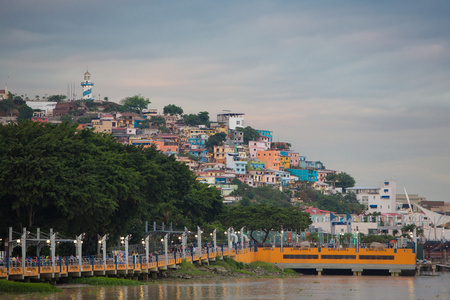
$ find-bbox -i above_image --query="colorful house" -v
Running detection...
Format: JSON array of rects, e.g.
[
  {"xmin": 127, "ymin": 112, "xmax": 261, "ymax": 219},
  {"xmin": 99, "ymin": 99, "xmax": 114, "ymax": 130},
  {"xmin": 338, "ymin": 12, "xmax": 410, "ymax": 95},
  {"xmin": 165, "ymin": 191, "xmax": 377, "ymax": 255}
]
[
  {"xmin": 256, "ymin": 150, "xmax": 280, "ymax": 171},
  {"xmin": 288, "ymin": 168, "xmax": 318, "ymax": 182}
]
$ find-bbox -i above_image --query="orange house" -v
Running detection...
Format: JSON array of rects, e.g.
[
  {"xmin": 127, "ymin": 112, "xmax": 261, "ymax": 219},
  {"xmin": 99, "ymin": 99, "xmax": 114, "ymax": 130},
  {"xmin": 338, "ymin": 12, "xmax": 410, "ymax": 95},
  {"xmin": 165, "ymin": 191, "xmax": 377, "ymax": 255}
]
[{"xmin": 256, "ymin": 150, "xmax": 280, "ymax": 171}]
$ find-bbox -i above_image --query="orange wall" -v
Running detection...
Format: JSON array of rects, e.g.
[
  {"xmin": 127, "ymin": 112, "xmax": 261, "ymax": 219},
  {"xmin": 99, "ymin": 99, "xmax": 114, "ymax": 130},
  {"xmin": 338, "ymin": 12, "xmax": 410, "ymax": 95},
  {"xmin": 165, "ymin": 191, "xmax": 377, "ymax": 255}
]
[{"xmin": 233, "ymin": 247, "xmax": 415, "ymax": 266}]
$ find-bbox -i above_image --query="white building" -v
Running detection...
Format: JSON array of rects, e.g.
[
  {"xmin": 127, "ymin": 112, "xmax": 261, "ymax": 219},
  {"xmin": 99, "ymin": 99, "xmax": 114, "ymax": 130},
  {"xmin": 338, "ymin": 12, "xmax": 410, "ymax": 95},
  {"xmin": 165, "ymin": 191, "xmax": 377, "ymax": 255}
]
[
  {"xmin": 217, "ymin": 112, "xmax": 244, "ymax": 130},
  {"xmin": 26, "ymin": 101, "xmax": 57, "ymax": 116},
  {"xmin": 346, "ymin": 180, "xmax": 397, "ymax": 214}
]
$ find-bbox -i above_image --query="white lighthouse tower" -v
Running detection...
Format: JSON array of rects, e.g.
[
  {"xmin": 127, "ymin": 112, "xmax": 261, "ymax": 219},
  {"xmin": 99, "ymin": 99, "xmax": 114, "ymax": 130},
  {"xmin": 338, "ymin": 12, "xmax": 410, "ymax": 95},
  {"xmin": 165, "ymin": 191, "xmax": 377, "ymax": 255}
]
[{"xmin": 81, "ymin": 70, "xmax": 94, "ymax": 100}]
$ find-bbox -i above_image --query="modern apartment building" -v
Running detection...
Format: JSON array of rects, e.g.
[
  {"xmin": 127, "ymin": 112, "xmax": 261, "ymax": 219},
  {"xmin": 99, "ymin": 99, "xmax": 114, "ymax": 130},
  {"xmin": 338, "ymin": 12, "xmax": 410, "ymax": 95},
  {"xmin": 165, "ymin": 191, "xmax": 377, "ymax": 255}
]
[{"xmin": 346, "ymin": 180, "xmax": 397, "ymax": 213}]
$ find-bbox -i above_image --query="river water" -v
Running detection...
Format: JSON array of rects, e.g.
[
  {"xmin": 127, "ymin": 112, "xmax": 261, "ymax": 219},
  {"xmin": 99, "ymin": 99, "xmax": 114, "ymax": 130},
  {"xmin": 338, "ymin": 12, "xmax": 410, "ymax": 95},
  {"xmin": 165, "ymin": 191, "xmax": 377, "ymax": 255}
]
[{"xmin": 7, "ymin": 272, "xmax": 450, "ymax": 300}]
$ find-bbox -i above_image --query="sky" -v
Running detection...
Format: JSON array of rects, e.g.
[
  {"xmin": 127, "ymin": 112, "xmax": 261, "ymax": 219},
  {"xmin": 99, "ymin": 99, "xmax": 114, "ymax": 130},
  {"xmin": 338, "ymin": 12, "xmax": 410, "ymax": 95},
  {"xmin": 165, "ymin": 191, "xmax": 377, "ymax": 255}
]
[{"xmin": 1, "ymin": 1, "xmax": 450, "ymax": 202}]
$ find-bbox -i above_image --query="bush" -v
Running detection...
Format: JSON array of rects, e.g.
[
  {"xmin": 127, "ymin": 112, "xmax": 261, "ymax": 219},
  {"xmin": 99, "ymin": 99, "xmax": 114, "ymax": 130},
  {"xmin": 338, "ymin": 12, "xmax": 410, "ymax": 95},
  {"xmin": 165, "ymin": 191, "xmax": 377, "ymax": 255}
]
[
  {"xmin": 68, "ymin": 277, "xmax": 144, "ymax": 286},
  {"xmin": 0, "ymin": 280, "xmax": 61, "ymax": 294}
]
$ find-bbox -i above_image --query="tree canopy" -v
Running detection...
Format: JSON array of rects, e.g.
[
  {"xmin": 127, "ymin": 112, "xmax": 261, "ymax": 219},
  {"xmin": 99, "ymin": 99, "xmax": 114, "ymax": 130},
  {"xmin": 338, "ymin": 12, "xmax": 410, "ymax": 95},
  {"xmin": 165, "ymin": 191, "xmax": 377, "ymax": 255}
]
[
  {"xmin": 17, "ymin": 104, "xmax": 34, "ymax": 122},
  {"xmin": 0, "ymin": 121, "xmax": 224, "ymax": 250},
  {"xmin": 326, "ymin": 172, "xmax": 355, "ymax": 191},
  {"xmin": 120, "ymin": 95, "xmax": 150, "ymax": 114},
  {"xmin": 163, "ymin": 104, "xmax": 183, "ymax": 116},
  {"xmin": 206, "ymin": 133, "xmax": 227, "ymax": 150},
  {"xmin": 183, "ymin": 111, "xmax": 210, "ymax": 127},
  {"xmin": 0, "ymin": 99, "xmax": 14, "ymax": 114},
  {"xmin": 230, "ymin": 178, "xmax": 292, "ymax": 207},
  {"xmin": 221, "ymin": 204, "xmax": 311, "ymax": 243},
  {"xmin": 236, "ymin": 126, "xmax": 260, "ymax": 144},
  {"xmin": 47, "ymin": 95, "xmax": 67, "ymax": 102}
]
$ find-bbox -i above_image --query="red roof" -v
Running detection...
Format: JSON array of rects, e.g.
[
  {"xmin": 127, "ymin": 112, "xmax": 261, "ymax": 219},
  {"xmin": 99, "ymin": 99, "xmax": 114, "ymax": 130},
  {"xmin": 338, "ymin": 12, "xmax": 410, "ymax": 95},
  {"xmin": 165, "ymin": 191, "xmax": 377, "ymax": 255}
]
[{"xmin": 304, "ymin": 208, "xmax": 335, "ymax": 215}]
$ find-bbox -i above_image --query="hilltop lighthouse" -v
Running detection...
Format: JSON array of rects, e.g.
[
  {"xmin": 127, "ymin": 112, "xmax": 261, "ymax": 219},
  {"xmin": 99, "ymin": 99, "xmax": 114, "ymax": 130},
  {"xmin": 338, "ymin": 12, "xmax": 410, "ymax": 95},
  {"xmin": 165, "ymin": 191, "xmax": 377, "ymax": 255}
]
[{"xmin": 81, "ymin": 70, "xmax": 94, "ymax": 100}]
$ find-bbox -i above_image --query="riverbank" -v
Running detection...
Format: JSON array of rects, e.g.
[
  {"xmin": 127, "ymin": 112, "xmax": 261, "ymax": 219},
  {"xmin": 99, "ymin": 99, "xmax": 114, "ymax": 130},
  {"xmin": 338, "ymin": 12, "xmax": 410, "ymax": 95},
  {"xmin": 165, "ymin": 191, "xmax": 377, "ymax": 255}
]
[
  {"xmin": 0, "ymin": 259, "xmax": 296, "ymax": 295},
  {"xmin": 0, "ymin": 279, "xmax": 61, "ymax": 295},
  {"xmin": 160, "ymin": 258, "xmax": 297, "ymax": 280}
]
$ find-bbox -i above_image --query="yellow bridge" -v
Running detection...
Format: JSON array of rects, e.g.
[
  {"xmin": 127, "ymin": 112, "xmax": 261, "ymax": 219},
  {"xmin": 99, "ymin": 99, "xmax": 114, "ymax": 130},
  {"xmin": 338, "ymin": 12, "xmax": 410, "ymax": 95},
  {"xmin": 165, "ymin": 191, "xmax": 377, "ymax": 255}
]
[{"xmin": 0, "ymin": 246, "xmax": 416, "ymax": 280}]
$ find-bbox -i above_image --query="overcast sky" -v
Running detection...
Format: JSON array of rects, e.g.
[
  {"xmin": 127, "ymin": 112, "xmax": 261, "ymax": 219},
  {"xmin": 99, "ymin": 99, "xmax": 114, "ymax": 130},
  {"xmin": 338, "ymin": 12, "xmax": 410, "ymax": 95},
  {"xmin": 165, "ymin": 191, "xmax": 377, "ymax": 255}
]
[{"xmin": 1, "ymin": 1, "xmax": 449, "ymax": 202}]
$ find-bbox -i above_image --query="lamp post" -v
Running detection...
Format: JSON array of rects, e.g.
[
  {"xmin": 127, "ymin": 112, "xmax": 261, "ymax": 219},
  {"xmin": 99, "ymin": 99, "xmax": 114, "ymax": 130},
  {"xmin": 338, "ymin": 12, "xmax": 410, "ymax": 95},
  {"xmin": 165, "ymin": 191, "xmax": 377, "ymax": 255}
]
[
  {"xmin": 281, "ymin": 228, "xmax": 284, "ymax": 252},
  {"xmin": 197, "ymin": 226, "xmax": 202, "ymax": 262},
  {"xmin": 227, "ymin": 228, "xmax": 232, "ymax": 258},
  {"xmin": 51, "ymin": 230, "xmax": 56, "ymax": 278},
  {"xmin": 355, "ymin": 226, "xmax": 359, "ymax": 252},
  {"xmin": 124, "ymin": 234, "xmax": 132, "ymax": 273},
  {"xmin": 213, "ymin": 229, "xmax": 217, "ymax": 259},
  {"xmin": 182, "ymin": 229, "xmax": 187, "ymax": 259},
  {"xmin": 98, "ymin": 234, "xmax": 108, "ymax": 274},
  {"xmin": 145, "ymin": 235, "xmax": 150, "ymax": 264}
]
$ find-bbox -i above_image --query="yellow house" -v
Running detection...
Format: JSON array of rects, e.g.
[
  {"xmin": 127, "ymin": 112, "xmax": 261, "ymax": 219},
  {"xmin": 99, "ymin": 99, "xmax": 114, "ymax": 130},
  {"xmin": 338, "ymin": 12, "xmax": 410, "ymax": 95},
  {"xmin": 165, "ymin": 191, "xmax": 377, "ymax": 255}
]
[
  {"xmin": 92, "ymin": 118, "xmax": 117, "ymax": 134},
  {"xmin": 280, "ymin": 155, "xmax": 291, "ymax": 169}
]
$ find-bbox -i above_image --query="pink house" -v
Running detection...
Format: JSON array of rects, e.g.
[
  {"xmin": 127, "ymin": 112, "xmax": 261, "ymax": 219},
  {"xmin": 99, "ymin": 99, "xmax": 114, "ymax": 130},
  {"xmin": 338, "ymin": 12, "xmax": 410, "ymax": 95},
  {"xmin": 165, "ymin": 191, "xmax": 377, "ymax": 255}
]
[{"xmin": 249, "ymin": 140, "xmax": 270, "ymax": 159}]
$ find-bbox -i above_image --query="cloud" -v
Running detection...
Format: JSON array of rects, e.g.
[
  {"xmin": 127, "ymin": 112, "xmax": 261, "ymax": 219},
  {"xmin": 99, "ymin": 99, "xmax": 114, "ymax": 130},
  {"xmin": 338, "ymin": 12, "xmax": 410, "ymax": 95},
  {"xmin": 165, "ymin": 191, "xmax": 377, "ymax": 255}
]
[{"xmin": 1, "ymin": 1, "xmax": 450, "ymax": 202}]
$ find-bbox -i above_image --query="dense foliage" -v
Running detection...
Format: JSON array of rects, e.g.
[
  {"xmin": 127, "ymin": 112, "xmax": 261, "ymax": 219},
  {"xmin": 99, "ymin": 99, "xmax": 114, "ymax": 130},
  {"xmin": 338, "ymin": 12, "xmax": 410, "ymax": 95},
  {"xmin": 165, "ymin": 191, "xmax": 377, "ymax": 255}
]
[
  {"xmin": 230, "ymin": 178, "xmax": 292, "ymax": 207},
  {"xmin": 0, "ymin": 280, "xmax": 61, "ymax": 294},
  {"xmin": 163, "ymin": 104, "xmax": 184, "ymax": 116},
  {"xmin": 17, "ymin": 104, "xmax": 34, "ymax": 122},
  {"xmin": 236, "ymin": 126, "xmax": 259, "ymax": 144},
  {"xmin": 0, "ymin": 121, "xmax": 223, "ymax": 250},
  {"xmin": 119, "ymin": 95, "xmax": 150, "ymax": 114},
  {"xmin": 183, "ymin": 111, "xmax": 210, "ymax": 127},
  {"xmin": 221, "ymin": 204, "xmax": 312, "ymax": 243},
  {"xmin": 326, "ymin": 172, "xmax": 355, "ymax": 191},
  {"xmin": 205, "ymin": 132, "xmax": 227, "ymax": 150}
]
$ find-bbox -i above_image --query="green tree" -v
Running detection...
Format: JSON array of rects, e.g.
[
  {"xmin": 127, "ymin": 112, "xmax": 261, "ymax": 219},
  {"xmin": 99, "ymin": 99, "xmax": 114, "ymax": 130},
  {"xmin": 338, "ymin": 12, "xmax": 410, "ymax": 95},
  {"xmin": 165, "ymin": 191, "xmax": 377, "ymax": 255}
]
[
  {"xmin": 47, "ymin": 95, "xmax": 67, "ymax": 102},
  {"xmin": 120, "ymin": 95, "xmax": 150, "ymax": 114},
  {"xmin": 307, "ymin": 232, "xmax": 319, "ymax": 242},
  {"xmin": 326, "ymin": 172, "xmax": 355, "ymax": 191},
  {"xmin": 183, "ymin": 112, "xmax": 210, "ymax": 127},
  {"xmin": 163, "ymin": 104, "xmax": 183, "ymax": 116},
  {"xmin": 222, "ymin": 205, "xmax": 311, "ymax": 243},
  {"xmin": 17, "ymin": 104, "xmax": 34, "ymax": 122},
  {"xmin": 206, "ymin": 133, "xmax": 227, "ymax": 150},
  {"xmin": 77, "ymin": 117, "xmax": 93, "ymax": 124},
  {"xmin": 237, "ymin": 126, "xmax": 260, "ymax": 144},
  {"xmin": 60, "ymin": 115, "xmax": 75, "ymax": 124},
  {"xmin": 0, "ymin": 99, "xmax": 14, "ymax": 114},
  {"xmin": 198, "ymin": 111, "xmax": 210, "ymax": 126},
  {"xmin": 230, "ymin": 181, "xmax": 292, "ymax": 207},
  {"xmin": 183, "ymin": 114, "xmax": 200, "ymax": 126},
  {"xmin": 8, "ymin": 93, "xmax": 25, "ymax": 106},
  {"xmin": 151, "ymin": 116, "xmax": 166, "ymax": 126},
  {"xmin": 0, "ymin": 121, "xmax": 226, "ymax": 249}
]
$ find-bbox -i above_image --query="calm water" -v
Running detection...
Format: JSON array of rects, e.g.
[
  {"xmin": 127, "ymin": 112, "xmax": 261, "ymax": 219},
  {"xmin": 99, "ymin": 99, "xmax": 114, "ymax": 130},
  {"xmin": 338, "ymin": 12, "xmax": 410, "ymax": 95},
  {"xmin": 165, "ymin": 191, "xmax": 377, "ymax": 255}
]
[{"xmin": 6, "ymin": 273, "xmax": 450, "ymax": 300}]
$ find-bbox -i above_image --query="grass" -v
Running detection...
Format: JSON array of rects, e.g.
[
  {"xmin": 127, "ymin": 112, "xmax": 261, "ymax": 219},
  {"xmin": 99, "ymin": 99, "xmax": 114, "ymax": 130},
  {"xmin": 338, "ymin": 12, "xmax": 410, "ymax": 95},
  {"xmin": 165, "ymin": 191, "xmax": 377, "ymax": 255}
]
[
  {"xmin": 248, "ymin": 261, "xmax": 281, "ymax": 273},
  {"xmin": 68, "ymin": 277, "xmax": 144, "ymax": 286},
  {"xmin": 175, "ymin": 259, "xmax": 210, "ymax": 276},
  {"xmin": 211, "ymin": 258, "xmax": 297, "ymax": 276},
  {"xmin": 0, "ymin": 280, "xmax": 61, "ymax": 294}
]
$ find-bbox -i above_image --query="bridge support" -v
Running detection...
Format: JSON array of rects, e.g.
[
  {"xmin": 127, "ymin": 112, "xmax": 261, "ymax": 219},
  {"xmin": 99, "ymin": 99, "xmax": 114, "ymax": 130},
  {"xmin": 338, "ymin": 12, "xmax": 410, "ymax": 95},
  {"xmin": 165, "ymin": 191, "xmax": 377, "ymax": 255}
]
[{"xmin": 352, "ymin": 268, "xmax": 363, "ymax": 276}]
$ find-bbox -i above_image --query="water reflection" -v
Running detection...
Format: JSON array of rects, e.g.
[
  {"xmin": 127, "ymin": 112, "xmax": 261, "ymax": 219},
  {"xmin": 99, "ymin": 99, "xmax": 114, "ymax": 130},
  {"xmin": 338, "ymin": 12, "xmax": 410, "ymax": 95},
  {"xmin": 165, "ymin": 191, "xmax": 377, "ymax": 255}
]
[{"xmin": 8, "ymin": 273, "xmax": 450, "ymax": 300}]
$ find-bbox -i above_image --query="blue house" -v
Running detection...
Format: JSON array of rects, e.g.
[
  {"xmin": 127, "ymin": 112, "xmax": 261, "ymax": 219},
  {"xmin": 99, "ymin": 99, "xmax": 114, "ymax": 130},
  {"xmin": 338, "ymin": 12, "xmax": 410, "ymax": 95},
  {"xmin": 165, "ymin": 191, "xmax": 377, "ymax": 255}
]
[
  {"xmin": 257, "ymin": 130, "xmax": 273, "ymax": 143},
  {"xmin": 189, "ymin": 149, "xmax": 209, "ymax": 163},
  {"xmin": 288, "ymin": 168, "xmax": 318, "ymax": 182}
]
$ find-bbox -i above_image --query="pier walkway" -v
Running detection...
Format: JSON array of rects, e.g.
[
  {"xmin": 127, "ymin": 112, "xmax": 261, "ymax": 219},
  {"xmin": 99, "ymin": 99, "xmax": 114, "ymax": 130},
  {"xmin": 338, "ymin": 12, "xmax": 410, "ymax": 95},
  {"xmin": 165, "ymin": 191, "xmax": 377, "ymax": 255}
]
[{"xmin": 1, "ymin": 245, "xmax": 417, "ymax": 280}]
